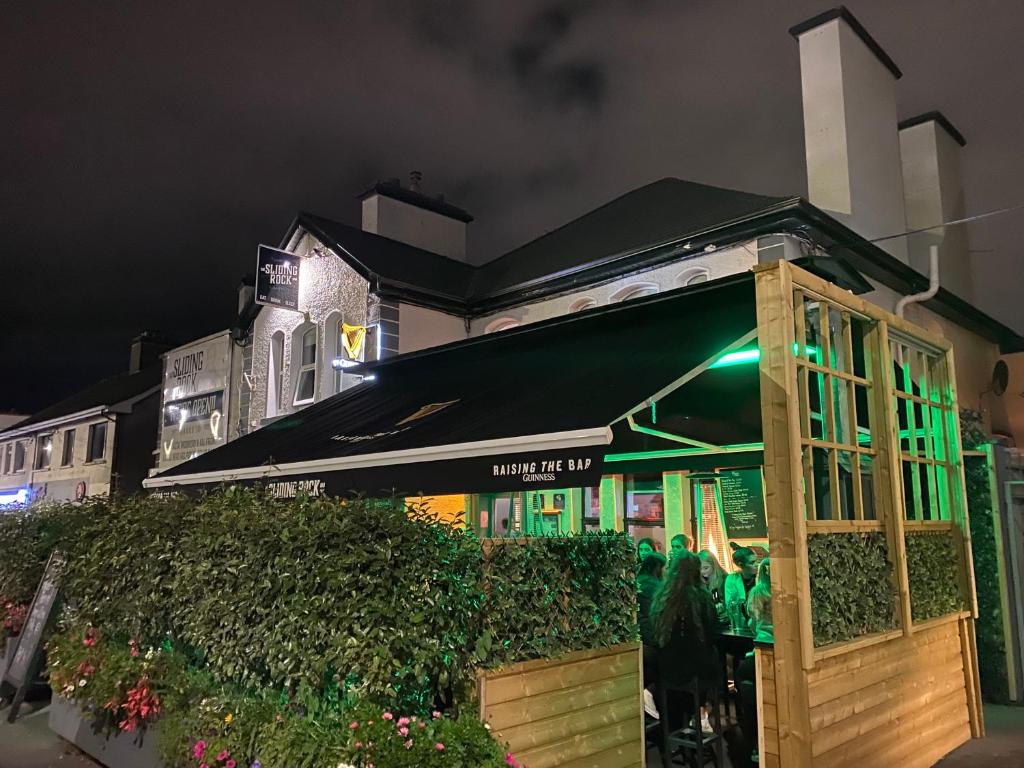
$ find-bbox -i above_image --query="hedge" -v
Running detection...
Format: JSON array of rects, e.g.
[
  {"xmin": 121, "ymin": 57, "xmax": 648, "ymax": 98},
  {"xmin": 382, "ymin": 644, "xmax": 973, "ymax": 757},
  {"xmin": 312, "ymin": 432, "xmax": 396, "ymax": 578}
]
[
  {"xmin": 808, "ymin": 531, "xmax": 898, "ymax": 646},
  {"xmin": 905, "ymin": 529, "xmax": 964, "ymax": 622},
  {"xmin": 2, "ymin": 488, "xmax": 636, "ymax": 712}
]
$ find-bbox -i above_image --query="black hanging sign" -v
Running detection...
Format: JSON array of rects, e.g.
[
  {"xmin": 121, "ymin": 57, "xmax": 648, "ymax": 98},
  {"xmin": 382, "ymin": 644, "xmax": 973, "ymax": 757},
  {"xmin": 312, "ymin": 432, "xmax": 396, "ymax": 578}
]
[
  {"xmin": 255, "ymin": 245, "xmax": 301, "ymax": 311},
  {"xmin": 719, "ymin": 468, "xmax": 768, "ymax": 539},
  {"xmin": 1, "ymin": 551, "xmax": 62, "ymax": 722}
]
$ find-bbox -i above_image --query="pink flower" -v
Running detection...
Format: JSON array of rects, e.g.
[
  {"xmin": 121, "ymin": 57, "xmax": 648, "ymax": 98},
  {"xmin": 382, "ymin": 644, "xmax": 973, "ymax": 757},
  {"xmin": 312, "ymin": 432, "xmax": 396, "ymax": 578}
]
[
  {"xmin": 417, "ymin": 722, "xmax": 426, "ymax": 729},
  {"xmin": 355, "ymin": 741, "xmax": 363, "ymax": 749},
  {"xmin": 399, "ymin": 726, "xmax": 409, "ymax": 736},
  {"xmin": 505, "ymin": 754, "xmax": 516, "ymax": 766},
  {"xmin": 193, "ymin": 740, "xmax": 207, "ymax": 759},
  {"xmin": 397, "ymin": 716, "xmax": 410, "ymax": 726},
  {"xmin": 435, "ymin": 742, "xmax": 445, "ymax": 751},
  {"xmin": 226, "ymin": 761, "xmax": 236, "ymax": 768},
  {"xmin": 404, "ymin": 739, "xmax": 413, "ymax": 749},
  {"xmin": 200, "ymin": 764, "xmax": 209, "ymax": 768},
  {"xmin": 382, "ymin": 712, "xmax": 394, "ymax": 721},
  {"xmin": 349, "ymin": 720, "xmax": 359, "ymax": 729},
  {"xmin": 432, "ymin": 710, "xmax": 441, "ymax": 719},
  {"xmin": 217, "ymin": 750, "xmax": 229, "ymax": 761}
]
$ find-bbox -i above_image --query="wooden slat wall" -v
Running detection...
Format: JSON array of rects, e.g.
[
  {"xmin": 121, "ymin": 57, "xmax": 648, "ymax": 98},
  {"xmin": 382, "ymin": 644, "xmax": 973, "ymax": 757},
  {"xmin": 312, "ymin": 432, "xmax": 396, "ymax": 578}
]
[
  {"xmin": 808, "ymin": 620, "xmax": 971, "ymax": 767},
  {"xmin": 478, "ymin": 642, "xmax": 644, "ymax": 768},
  {"xmin": 756, "ymin": 647, "xmax": 781, "ymax": 768}
]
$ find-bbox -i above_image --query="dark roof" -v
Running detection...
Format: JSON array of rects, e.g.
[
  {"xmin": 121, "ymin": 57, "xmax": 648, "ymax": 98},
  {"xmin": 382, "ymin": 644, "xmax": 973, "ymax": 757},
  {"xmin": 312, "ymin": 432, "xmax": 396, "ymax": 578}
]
[
  {"xmin": 296, "ymin": 212, "xmax": 476, "ymax": 306},
  {"xmin": 290, "ymin": 176, "xmax": 1024, "ymax": 352},
  {"xmin": 898, "ymin": 111, "xmax": 967, "ymax": 147},
  {"xmin": 469, "ymin": 178, "xmax": 789, "ymax": 300},
  {"xmin": 789, "ymin": 6, "xmax": 902, "ymax": 80},
  {"xmin": 359, "ymin": 180, "xmax": 474, "ymax": 223},
  {"xmin": 1, "ymin": 365, "xmax": 161, "ymax": 434},
  {"xmin": 152, "ymin": 273, "xmax": 760, "ymax": 495}
]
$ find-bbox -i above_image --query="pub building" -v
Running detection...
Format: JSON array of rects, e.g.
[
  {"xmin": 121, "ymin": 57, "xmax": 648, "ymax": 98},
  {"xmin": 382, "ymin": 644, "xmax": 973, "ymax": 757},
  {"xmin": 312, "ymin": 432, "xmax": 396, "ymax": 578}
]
[{"xmin": 138, "ymin": 8, "xmax": 1024, "ymax": 765}]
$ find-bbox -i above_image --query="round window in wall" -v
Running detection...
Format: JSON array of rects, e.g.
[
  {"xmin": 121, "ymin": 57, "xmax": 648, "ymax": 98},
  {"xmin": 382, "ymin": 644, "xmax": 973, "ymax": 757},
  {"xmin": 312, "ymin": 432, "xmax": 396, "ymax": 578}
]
[{"xmin": 677, "ymin": 268, "xmax": 710, "ymax": 287}]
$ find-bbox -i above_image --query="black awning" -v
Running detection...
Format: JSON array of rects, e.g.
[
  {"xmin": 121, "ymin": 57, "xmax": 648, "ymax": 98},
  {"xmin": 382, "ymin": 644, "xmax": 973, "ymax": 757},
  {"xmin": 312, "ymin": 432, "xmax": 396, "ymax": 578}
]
[{"xmin": 145, "ymin": 273, "xmax": 758, "ymax": 497}]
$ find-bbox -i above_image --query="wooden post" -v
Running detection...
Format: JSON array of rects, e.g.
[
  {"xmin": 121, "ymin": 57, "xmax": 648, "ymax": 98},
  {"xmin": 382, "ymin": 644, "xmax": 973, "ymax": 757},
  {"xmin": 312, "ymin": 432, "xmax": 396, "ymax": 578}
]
[
  {"xmin": 600, "ymin": 474, "xmax": 624, "ymax": 532},
  {"xmin": 663, "ymin": 470, "xmax": 687, "ymax": 548},
  {"xmin": 870, "ymin": 320, "xmax": 914, "ymax": 636},
  {"xmin": 754, "ymin": 261, "xmax": 814, "ymax": 767}
]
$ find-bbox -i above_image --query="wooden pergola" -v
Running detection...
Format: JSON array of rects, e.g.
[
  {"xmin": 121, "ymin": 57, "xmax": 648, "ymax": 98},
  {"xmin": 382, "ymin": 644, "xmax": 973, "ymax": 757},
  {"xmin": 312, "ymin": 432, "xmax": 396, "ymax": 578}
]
[{"xmin": 756, "ymin": 260, "xmax": 982, "ymax": 767}]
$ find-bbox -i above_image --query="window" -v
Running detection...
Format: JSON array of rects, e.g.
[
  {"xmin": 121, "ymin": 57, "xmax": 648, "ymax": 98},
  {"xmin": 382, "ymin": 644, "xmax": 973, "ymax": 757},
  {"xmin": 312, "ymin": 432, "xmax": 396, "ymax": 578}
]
[
  {"xmin": 677, "ymin": 267, "xmax": 710, "ymax": 287},
  {"xmin": 610, "ymin": 283, "xmax": 658, "ymax": 303},
  {"xmin": 13, "ymin": 442, "xmax": 25, "ymax": 472},
  {"xmin": 1, "ymin": 444, "xmax": 10, "ymax": 474},
  {"xmin": 61, "ymin": 429, "xmax": 76, "ymax": 466},
  {"xmin": 485, "ymin": 318, "xmax": 520, "ymax": 334},
  {"xmin": 569, "ymin": 297, "xmax": 597, "ymax": 313},
  {"xmin": 87, "ymin": 422, "xmax": 108, "ymax": 462},
  {"xmin": 624, "ymin": 473, "xmax": 666, "ymax": 551},
  {"xmin": 35, "ymin": 434, "xmax": 53, "ymax": 470},
  {"xmin": 266, "ymin": 331, "xmax": 285, "ymax": 418},
  {"xmin": 293, "ymin": 326, "xmax": 317, "ymax": 405}
]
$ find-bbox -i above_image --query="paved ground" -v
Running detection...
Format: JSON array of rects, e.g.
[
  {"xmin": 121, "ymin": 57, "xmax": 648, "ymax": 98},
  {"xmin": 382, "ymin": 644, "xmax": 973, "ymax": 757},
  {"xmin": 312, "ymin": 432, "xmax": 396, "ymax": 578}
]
[{"xmin": 1, "ymin": 700, "xmax": 1021, "ymax": 767}]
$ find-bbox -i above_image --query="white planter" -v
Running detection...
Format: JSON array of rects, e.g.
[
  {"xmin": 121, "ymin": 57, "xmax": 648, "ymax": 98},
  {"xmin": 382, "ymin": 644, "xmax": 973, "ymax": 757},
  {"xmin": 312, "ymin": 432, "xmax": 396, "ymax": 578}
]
[{"xmin": 48, "ymin": 695, "xmax": 161, "ymax": 768}]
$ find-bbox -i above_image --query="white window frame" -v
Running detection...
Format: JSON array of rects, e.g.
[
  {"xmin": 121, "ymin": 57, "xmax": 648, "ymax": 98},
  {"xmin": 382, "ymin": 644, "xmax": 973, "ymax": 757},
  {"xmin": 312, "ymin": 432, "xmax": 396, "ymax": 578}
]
[
  {"xmin": 266, "ymin": 331, "xmax": 285, "ymax": 418},
  {"xmin": 676, "ymin": 267, "xmax": 710, "ymax": 287},
  {"xmin": 485, "ymin": 317, "xmax": 520, "ymax": 334},
  {"xmin": 609, "ymin": 282, "xmax": 659, "ymax": 303},
  {"xmin": 86, "ymin": 422, "xmax": 108, "ymax": 463},
  {"xmin": 568, "ymin": 297, "xmax": 597, "ymax": 313},
  {"xmin": 13, "ymin": 441, "xmax": 25, "ymax": 473},
  {"xmin": 35, "ymin": 433, "xmax": 54, "ymax": 470},
  {"xmin": 292, "ymin": 325, "xmax": 318, "ymax": 406},
  {"xmin": 61, "ymin": 428, "xmax": 76, "ymax": 467}
]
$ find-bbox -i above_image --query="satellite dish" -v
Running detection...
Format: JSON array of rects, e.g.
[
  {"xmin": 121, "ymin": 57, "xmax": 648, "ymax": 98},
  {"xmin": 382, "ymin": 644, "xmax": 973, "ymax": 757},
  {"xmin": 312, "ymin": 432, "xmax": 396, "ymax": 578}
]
[{"xmin": 992, "ymin": 360, "xmax": 1009, "ymax": 396}]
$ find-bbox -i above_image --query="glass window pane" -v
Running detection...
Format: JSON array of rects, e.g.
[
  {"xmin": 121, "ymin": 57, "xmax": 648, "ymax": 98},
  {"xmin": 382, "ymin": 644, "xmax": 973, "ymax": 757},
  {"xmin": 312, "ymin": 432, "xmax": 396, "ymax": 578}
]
[
  {"xmin": 14, "ymin": 442, "xmax": 25, "ymax": 471},
  {"xmin": 61, "ymin": 429, "xmax": 75, "ymax": 466},
  {"xmin": 87, "ymin": 423, "xmax": 107, "ymax": 461},
  {"xmin": 301, "ymin": 328, "xmax": 317, "ymax": 365},
  {"xmin": 296, "ymin": 370, "xmax": 315, "ymax": 402}
]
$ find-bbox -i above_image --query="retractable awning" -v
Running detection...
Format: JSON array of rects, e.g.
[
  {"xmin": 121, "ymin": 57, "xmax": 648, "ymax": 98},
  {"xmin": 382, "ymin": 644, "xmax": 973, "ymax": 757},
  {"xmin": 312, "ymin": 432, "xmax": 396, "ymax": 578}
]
[{"xmin": 144, "ymin": 273, "xmax": 760, "ymax": 497}]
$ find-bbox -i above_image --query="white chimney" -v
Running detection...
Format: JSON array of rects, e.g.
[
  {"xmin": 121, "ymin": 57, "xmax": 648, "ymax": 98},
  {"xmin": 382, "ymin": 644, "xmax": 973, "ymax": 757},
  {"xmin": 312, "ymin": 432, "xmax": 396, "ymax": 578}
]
[
  {"xmin": 360, "ymin": 173, "xmax": 472, "ymax": 261},
  {"xmin": 898, "ymin": 112, "xmax": 972, "ymax": 301},
  {"xmin": 791, "ymin": 7, "xmax": 908, "ymax": 263}
]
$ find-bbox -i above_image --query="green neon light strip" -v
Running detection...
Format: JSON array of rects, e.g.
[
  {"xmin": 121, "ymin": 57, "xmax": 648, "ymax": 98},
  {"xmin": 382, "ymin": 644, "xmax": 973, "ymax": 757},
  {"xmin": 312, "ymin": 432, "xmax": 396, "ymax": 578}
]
[
  {"xmin": 708, "ymin": 345, "xmax": 817, "ymax": 369},
  {"xmin": 605, "ymin": 442, "xmax": 764, "ymax": 462}
]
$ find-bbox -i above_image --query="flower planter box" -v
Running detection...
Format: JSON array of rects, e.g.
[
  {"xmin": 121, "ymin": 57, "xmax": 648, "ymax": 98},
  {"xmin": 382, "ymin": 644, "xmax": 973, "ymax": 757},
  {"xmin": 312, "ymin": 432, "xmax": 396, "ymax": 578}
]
[
  {"xmin": 0, "ymin": 636, "xmax": 18, "ymax": 681},
  {"xmin": 476, "ymin": 641, "xmax": 644, "ymax": 768},
  {"xmin": 48, "ymin": 695, "xmax": 161, "ymax": 768}
]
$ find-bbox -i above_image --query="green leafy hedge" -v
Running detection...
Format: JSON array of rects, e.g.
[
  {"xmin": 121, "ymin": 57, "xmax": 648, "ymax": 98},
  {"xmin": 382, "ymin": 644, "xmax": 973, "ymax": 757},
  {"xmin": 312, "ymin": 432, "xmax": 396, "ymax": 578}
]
[
  {"xmin": 808, "ymin": 532, "xmax": 898, "ymax": 646},
  {"xmin": 8, "ymin": 488, "xmax": 636, "ymax": 713},
  {"xmin": 0, "ymin": 502, "xmax": 89, "ymax": 604},
  {"xmin": 481, "ymin": 532, "xmax": 636, "ymax": 667},
  {"xmin": 905, "ymin": 529, "xmax": 964, "ymax": 622},
  {"xmin": 962, "ymin": 410, "xmax": 1010, "ymax": 703}
]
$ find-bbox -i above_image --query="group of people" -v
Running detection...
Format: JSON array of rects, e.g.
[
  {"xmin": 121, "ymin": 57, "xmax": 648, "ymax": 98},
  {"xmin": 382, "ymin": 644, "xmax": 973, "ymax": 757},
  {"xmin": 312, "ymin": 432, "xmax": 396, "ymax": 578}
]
[{"xmin": 636, "ymin": 535, "xmax": 773, "ymax": 763}]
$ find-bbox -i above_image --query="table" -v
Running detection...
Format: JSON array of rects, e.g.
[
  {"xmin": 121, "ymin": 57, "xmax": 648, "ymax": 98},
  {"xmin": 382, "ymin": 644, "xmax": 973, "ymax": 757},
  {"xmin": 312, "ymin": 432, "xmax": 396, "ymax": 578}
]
[{"xmin": 715, "ymin": 628, "xmax": 755, "ymax": 722}]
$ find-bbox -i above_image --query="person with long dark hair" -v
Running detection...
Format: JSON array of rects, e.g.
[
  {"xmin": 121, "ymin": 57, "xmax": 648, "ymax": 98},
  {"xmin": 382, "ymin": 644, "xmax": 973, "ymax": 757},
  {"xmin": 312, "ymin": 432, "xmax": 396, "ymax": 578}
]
[{"xmin": 650, "ymin": 550, "xmax": 721, "ymax": 732}]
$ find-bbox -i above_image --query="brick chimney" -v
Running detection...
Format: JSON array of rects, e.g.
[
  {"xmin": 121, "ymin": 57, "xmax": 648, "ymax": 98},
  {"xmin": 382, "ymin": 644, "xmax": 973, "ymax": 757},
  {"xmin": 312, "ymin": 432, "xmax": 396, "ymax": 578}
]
[
  {"xmin": 791, "ymin": 7, "xmax": 908, "ymax": 263},
  {"xmin": 129, "ymin": 332, "xmax": 176, "ymax": 374}
]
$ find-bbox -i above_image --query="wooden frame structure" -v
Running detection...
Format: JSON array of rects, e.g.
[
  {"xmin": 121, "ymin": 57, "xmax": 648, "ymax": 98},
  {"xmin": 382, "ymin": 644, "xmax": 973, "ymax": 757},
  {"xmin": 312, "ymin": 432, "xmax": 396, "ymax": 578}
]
[{"xmin": 755, "ymin": 260, "xmax": 983, "ymax": 767}]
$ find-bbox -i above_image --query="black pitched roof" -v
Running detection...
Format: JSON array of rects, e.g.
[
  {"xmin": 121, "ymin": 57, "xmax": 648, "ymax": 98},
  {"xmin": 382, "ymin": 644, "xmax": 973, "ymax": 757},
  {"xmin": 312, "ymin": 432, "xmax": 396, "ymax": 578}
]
[
  {"xmin": 470, "ymin": 178, "xmax": 789, "ymax": 300},
  {"xmin": 295, "ymin": 178, "xmax": 790, "ymax": 308},
  {"xmin": 1, "ymin": 365, "xmax": 161, "ymax": 434},
  {"xmin": 281, "ymin": 176, "xmax": 1024, "ymax": 353}
]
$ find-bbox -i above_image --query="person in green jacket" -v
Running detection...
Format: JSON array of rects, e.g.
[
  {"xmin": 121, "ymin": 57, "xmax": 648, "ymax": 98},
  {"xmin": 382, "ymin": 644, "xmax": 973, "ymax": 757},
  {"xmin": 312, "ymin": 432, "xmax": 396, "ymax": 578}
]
[{"xmin": 724, "ymin": 546, "xmax": 759, "ymax": 630}]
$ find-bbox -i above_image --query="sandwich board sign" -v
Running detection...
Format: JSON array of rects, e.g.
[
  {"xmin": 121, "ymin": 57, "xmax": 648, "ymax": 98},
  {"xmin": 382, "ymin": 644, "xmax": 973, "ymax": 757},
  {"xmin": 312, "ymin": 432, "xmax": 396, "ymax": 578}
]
[{"xmin": 0, "ymin": 552, "xmax": 62, "ymax": 721}]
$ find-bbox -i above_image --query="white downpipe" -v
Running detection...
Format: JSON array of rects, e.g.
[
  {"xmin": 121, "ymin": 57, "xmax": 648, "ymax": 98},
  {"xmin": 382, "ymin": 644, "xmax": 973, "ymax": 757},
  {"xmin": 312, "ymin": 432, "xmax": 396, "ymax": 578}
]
[{"xmin": 896, "ymin": 245, "xmax": 940, "ymax": 318}]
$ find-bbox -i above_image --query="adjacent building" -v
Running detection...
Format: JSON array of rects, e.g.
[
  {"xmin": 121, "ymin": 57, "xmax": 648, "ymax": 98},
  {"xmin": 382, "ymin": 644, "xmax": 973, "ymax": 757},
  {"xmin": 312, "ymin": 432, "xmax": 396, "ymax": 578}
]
[{"xmin": 0, "ymin": 334, "xmax": 171, "ymax": 504}]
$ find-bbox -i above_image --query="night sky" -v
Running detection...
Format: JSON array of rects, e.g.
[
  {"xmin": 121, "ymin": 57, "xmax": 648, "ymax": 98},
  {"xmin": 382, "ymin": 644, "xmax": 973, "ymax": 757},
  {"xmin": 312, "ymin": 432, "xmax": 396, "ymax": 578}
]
[{"xmin": 4, "ymin": 1, "xmax": 1024, "ymax": 414}]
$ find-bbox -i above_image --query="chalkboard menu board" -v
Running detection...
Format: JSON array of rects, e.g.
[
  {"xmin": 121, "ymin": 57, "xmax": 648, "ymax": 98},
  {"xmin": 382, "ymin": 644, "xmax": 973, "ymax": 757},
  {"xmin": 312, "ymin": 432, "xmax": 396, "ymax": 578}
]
[
  {"xmin": 2, "ymin": 551, "xmax": 62, "ymax": 721},
  {"xmin": 720, "ymin": 468, "xmax": 767, "ymax": 539}
]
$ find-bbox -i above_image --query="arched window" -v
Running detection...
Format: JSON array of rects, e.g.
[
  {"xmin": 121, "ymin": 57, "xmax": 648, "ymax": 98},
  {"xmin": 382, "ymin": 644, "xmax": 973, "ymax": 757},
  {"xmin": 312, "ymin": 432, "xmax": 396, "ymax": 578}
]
[
  {"xmin": 485, "ymin": 317, "xmax": 520, "ymax": 334},
  {"xmin": 676, "ymin": 267, "xmax": 710, "ymax": 287},
  {"xmin": 610, "ymin": 282, "xmax": 658, "ymax": 304},
  {"xmin": 266, "ymin": 331, "xmax": 285, "ymax": 418},
  {"xmin": 568, "ymin": 297, "xmax": 597, "ymax": 313},
  {"xmin": 325, "ymin": 311, "xmax": 345, "ymax": 395},
  {"xmin": 292, "ymin": 325, "xmax": 318, "ymax": 406}
]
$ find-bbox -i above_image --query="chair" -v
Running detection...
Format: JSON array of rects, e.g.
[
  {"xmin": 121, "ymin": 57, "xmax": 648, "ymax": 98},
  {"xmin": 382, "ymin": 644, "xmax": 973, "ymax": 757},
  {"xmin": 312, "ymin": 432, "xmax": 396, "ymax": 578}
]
[{"xmin": 657, "ymin": 677, "xmax": 724, "ymax": 767}]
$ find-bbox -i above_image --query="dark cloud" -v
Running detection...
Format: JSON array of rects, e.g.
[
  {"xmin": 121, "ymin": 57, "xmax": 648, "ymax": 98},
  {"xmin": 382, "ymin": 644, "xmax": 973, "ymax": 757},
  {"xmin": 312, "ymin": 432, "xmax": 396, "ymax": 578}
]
[{"xmin": 2, "ymin": 1, "xmax": 1023, "ymax": 413}]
